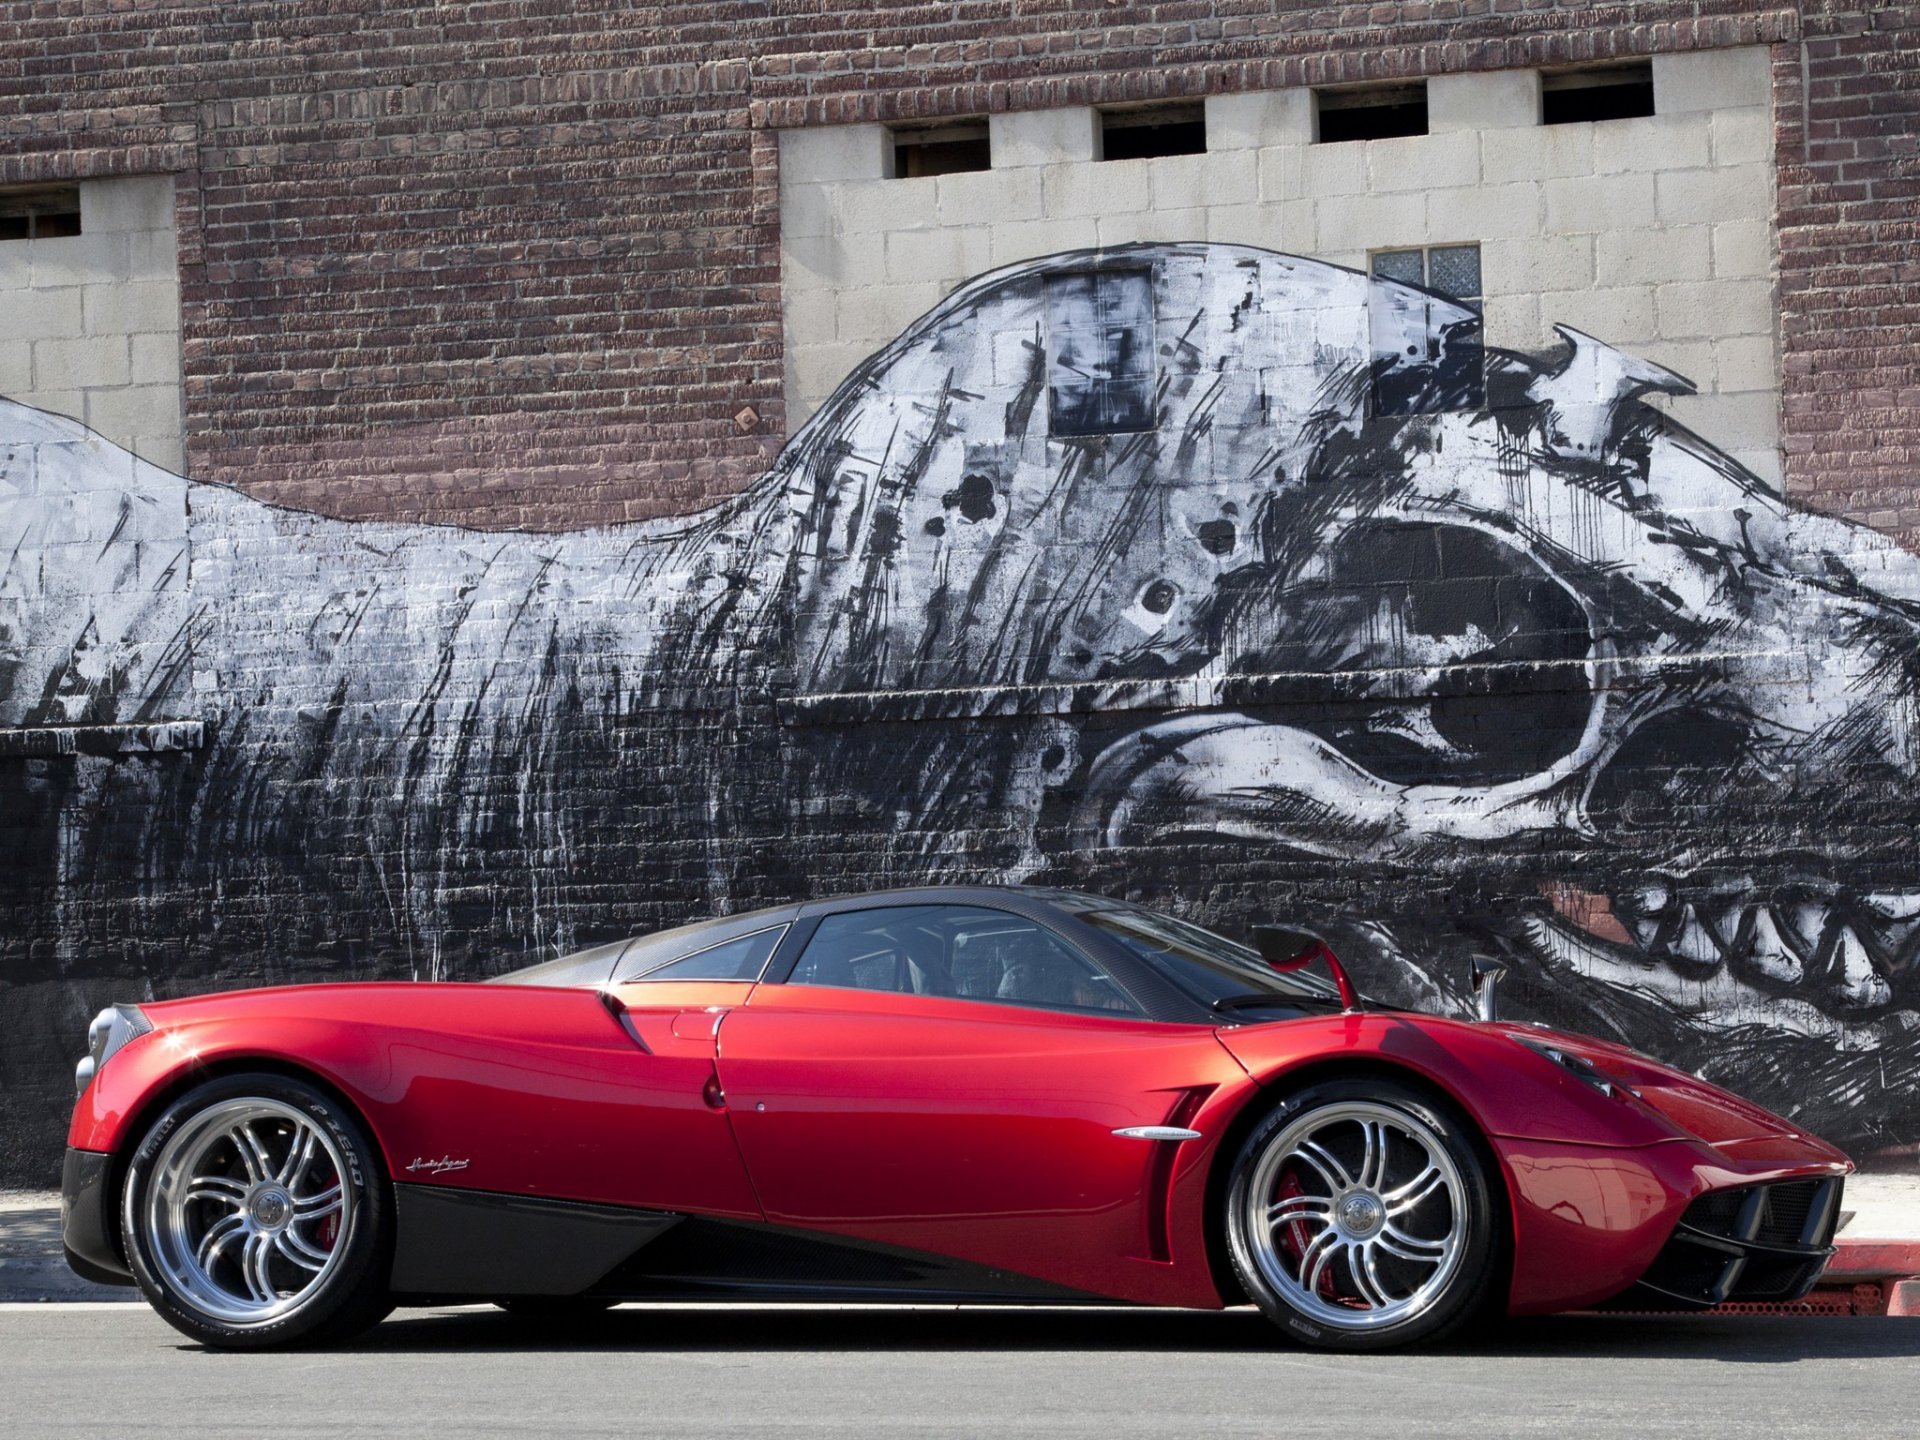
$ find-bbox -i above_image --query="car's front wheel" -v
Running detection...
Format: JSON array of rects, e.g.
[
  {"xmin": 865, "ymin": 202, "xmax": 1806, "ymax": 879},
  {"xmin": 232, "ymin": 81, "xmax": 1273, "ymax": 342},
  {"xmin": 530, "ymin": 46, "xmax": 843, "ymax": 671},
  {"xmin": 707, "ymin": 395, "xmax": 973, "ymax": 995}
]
[
  {"xmin": 121, "ymin": 1072, "xmax": 393, "ymax": 1349},
  {"xmin": 1225, "ymin": 1077, "xmax": 1502, "ymax": 1350}
]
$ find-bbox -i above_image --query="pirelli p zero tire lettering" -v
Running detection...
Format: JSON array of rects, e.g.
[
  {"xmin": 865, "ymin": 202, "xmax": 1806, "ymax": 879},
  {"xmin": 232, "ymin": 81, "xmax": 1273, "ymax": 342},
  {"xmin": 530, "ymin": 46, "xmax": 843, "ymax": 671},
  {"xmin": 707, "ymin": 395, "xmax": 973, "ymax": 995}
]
[
  {"xmin": 121, "ymin": 1072, "xmax": 394, "ymax": 1349},
  {"xmin": 1225, "ymin": 1077, "xmax": 1503, "ymax": 1352}
]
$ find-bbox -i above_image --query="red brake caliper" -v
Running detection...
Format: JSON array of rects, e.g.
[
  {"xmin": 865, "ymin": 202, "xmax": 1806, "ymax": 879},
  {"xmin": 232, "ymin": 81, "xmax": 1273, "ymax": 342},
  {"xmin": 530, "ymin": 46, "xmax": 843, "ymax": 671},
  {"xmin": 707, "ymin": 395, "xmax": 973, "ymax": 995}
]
[
  {"xmin": 316, "ymin": 1163, "xmax": 341, "ymax": 1251},
  {"xmin": 1276, "ymin": 1167, "xmax": 1342, "ymax": 1303}
]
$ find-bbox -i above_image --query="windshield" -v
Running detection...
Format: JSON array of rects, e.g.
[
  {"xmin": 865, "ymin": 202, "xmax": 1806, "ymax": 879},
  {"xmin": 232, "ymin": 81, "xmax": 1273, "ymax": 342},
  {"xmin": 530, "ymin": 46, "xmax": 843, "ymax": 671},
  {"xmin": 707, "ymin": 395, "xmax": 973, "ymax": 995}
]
[{"xmin": 1063, "ymin": 901, "xmax": 1346, "ymax": 1009}]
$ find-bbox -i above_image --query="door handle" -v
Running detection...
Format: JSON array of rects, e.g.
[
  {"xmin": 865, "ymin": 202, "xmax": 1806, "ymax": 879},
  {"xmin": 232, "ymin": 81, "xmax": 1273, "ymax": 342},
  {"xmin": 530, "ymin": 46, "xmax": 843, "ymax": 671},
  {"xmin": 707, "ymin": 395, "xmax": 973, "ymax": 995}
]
[{"xmin": 672, "ymin": 1007, "xmax": 731, "ymax": 1041}]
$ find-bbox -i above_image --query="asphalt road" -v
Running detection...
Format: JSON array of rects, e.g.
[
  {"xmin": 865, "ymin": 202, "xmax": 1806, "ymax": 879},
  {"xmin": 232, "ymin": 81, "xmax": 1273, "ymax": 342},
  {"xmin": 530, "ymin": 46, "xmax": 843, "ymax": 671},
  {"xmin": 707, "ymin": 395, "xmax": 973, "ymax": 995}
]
[{"xmin": 1, "ymin": 1303, "xmax": 1916, "ymax": 1439}]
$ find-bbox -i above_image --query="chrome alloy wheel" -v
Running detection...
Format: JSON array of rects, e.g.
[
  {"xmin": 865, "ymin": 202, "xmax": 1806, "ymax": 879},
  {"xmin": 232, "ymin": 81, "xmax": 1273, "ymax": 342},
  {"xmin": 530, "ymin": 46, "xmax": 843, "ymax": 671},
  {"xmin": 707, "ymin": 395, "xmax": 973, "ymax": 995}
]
[
  {"xmin": 137, "ymin": 1098, "xmax": 353, "ymax": 1326},
  {"xmin": 1240, "ymin": 1100, "xmax": 1467, "ymax": 1332}
]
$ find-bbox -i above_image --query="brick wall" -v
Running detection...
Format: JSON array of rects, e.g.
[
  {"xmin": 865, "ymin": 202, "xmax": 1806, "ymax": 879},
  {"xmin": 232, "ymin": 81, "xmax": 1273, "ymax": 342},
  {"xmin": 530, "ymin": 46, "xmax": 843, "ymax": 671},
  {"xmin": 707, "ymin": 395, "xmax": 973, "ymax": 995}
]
[
  {"xmin": 1775, "ymin": 6, "xmax": 1920, "ymax": 535},
  {"xmin": 0, "ymin": 4, "xmax": 1911, "ymax": 533}
]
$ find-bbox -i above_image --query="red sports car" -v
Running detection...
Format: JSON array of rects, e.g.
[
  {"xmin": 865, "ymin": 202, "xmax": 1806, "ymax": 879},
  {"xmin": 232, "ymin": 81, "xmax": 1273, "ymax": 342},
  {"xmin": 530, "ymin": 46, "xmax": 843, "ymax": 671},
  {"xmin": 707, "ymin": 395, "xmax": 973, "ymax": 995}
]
[{"xmin": 63, "ymin": 886, "xmax": 1850, "ymax": 1350}]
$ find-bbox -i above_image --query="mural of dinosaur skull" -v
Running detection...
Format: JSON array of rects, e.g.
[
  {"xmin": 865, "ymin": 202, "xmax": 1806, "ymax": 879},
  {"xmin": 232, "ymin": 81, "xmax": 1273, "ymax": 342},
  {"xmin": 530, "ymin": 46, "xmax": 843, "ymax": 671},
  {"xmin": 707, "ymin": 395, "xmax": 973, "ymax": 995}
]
[
  {"xmin": 767, "ymin": 244, "xmax": 1920, "ymax": 1148},
  {"xmin": 1, "ymin": 241, "xmax": 1916, "ymax": 1175}
]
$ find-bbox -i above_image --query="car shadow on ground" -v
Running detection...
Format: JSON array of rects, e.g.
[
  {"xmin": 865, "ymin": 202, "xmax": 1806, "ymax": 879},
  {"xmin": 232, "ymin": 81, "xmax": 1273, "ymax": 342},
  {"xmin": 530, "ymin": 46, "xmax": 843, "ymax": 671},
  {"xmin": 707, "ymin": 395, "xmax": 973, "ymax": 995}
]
[{"xmin": 301, "ymin": 1305, "xmax": 1920, "ymax": 1362}]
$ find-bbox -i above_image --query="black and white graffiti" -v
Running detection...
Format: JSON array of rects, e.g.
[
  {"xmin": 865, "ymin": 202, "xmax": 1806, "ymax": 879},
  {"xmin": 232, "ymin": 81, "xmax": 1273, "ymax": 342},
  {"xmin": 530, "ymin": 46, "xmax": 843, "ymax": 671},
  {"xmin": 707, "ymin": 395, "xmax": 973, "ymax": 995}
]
[{"xmin": 3, "ymin": 242, "xmax": 1917, "ymax": 1180}]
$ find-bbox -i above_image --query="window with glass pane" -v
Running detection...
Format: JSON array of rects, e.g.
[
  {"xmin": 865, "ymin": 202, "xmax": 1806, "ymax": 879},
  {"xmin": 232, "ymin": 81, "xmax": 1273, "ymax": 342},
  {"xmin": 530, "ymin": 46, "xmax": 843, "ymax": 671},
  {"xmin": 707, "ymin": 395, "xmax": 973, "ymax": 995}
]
[
  {"xmin": 625, "ymin": 926, "xmax": 786, "ymax": 983},
  {"xmin": 1368, "ymin": 243, "xmax": 1484, "ymax": 415},
  {"xmin": 1046, "ymin": 270, "xmax": 1156, "ymax": 438},
  {"xmin": 1063, "ymin": 903, "xmax": 1342, "ymax": 1009},
  {"xmin": 1426, "ymin": 245, "xmax": 1482, "ymax": 305},
  {"xmin": 788, "ymin": 906, "xmax": 1139, "ymax": 1015},
  {"xmin": 1370, "ymin": 249, "xmax": 1426, "ymax": 287}
]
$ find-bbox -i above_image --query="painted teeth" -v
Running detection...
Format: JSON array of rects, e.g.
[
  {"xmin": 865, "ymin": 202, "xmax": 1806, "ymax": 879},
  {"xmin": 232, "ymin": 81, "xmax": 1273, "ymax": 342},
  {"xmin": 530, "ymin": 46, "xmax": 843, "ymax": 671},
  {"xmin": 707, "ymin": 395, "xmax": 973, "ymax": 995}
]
[
  {"xmin": 1784, "ymin": 903, "xmax": 1828, "ymax": 959},
  {"xmin": 1623, "ymin": 911, "xmax": 1663, "ymax": 950},
  {"xmin": 1831, "ymin": 925, "xmax": 1893, "ymax": 1011},
  {"xmin": 1862, "ymin": 892, "xmax": 1920, "ymax": 922},
  {"xmin": 1738, "ymin": 907, "xmax": 1803, "ymax": 987},
  {"xmin": 1631, "ymin": 882, "xmax": 1674, "ymax": 916},
  {"xmin": 1601, "ymin": 883, "xmax": 1917, "ymax": 1015},
  {"xmin": 1665, "ymin": 903, "xmax": 1724, "ymax": 973},
  {"xmin": 1619, "ymin": 882, "xmax": 1674, "ymax": 951}
]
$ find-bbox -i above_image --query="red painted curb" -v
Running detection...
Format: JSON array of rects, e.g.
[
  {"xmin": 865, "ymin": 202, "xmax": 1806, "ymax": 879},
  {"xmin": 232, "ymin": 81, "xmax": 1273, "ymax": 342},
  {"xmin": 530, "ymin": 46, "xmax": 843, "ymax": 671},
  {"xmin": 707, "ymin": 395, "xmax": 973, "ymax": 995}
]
[{"xmin": 1826, "ymin": 1238, "xmax": 1920, "ymax": 1284}]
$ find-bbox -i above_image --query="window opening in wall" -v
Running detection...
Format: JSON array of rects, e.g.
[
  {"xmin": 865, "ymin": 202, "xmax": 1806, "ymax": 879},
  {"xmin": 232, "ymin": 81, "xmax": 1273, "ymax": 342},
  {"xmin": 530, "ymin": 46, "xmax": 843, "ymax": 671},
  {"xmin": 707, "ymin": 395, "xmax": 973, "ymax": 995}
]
[
  {"xmin": 1369, "ymin": 243, "xmax": 1484, "ymax": 415},
  {"xmin": 1542, "ymin": 63, "xmax": 1655, "ymax": 124},
  {"xmin": 1098, "ymin": 103, "xmax": 1207, "ymax": 161},
  {"xmin": 1046, "ymin": 270, "xmax": 1156, "ymax": 438},
  {"xmin": 890, "ymin": 120, "xmax": 991, "ymax": 178},
  {"xmin": 0, "ymin": 185, "xmax": 81, "ymax": 242},
  {"xmin": 1315, "ymin": 83, "xmax": 1428, "ymax": 143}
]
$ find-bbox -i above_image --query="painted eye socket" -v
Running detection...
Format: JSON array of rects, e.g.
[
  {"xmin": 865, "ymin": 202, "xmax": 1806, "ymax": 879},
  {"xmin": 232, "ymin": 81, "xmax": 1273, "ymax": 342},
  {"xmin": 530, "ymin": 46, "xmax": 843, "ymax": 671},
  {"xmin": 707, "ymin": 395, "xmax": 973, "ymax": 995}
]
[{"xmin": 1220, "ymin": 521, "xmax": 1596, "ymax": 787}]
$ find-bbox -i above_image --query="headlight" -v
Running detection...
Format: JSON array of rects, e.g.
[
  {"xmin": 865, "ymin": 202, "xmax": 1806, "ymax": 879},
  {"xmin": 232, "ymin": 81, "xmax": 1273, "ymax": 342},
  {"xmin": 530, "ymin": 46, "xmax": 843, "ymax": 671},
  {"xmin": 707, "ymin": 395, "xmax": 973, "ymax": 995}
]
[
  {"xmin": 1512, "ymin": 1036, "xmax": 1628, "ymax": 1099},
  {"xmin": 75, "ymin": 1004, "xmax": 152, "ymax": 1096}
]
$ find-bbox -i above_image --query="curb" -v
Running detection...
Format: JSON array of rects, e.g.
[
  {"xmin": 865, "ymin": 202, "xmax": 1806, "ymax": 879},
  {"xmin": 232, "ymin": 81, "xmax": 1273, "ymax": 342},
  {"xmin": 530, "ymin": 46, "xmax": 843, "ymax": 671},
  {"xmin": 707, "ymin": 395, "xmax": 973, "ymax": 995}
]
[
  {"xmin": 1688, "ymin": 1239, "xmax": 1920, "ymax": 1318},
  {"xmin": 1827, "ymin": 1238, "xmax": 1920, "ymax": 1283},
  {"xmin": 1818, "ymin": 1239, "xmax": 1920, "ymax": 1318}
]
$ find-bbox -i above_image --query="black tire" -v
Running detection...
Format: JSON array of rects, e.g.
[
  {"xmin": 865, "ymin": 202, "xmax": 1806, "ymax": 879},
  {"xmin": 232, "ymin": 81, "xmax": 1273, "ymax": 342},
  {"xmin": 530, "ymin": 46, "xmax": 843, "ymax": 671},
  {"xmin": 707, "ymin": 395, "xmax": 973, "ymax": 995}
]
[
  {"xmin": 121, "ymin": 1071, "xmax": 394, "ymax": 1349},
  {"xmin": 1224, "ymin": 1077, "xmax": 1503, "ymax": 1352}
]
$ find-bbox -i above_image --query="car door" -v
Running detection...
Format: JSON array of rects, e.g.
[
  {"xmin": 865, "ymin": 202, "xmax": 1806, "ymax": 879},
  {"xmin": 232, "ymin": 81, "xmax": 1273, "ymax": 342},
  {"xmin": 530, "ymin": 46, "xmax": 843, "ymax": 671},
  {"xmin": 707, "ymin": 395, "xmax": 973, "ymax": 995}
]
[
  {"xmin": 587, "ymin": 921, "xmax": 793, "ymax": 1217},
  {"xmin": 361, "ymin": 926, "xmax": 785, "ymax": 1220},
  {"xmin": 715, "ymin": 903, "xmax": 1245, "ymax": 1304}
]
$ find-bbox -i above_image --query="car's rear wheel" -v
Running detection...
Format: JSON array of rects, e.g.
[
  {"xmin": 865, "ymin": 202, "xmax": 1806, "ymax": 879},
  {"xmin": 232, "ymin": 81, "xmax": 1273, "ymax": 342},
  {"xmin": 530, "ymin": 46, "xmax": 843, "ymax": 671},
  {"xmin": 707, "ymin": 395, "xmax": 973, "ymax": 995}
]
[
  {"xmin": 1225, "ymin": 1077, "xmax": 1501, "ymax": 1351},
  {"xmin": 121, "ymin": 1072, "xmax": 393, "ymax": 1349}
]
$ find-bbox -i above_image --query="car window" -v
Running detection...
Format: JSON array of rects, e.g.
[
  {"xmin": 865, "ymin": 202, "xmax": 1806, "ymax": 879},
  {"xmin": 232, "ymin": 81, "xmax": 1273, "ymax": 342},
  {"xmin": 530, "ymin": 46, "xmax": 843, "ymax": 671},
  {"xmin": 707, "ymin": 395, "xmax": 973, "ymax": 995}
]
[
  {"xmin": 1065, "ymin": 903, "xmax": 1342, "ymax": 1005},
  {"xmin": 787, "ymin": 905, "xmax": 1140, "ymax": 1017},
  {"xmin": 623, "ymin": 926, "xmax": 786, "ymax": 983}
]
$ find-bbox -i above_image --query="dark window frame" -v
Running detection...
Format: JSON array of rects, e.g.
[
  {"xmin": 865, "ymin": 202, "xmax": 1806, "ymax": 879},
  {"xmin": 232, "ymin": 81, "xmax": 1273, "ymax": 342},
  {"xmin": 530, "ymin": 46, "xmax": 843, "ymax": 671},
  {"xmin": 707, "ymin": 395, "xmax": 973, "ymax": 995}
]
[
  {"xmin": 0, "ymin": 184, "xmax": 82, "ymax": 242},
  {"xmin": 1097, "ymin": 102, "xmax": 1208, "ymax": 161},
  {"xmin": 1314, "ymin": 83, "xmax": 1429, "ymax": 144},
  {"xmin": 1541, "ymin": 63, "xmax": 1656, "ymax": 126},
  {"xmin": 889, "ymin": 119, "xmax": 992, "ymax": 179}
]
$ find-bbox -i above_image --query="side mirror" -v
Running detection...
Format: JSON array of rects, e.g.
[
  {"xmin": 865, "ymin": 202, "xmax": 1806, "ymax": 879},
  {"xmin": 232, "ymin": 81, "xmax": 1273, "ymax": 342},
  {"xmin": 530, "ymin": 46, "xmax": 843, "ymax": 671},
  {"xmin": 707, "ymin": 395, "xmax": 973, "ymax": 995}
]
[
  {"xmin": 1471, "ymin": 957, "xmax": 1510, "ymax": 1023},
  {"xmin": 1251, "ymin": 925, "xmax": 1321, "ymax": 970},
  {"xmin": 1252, "ymin": 926, "xmax": 1359, "ymax": 1012}
]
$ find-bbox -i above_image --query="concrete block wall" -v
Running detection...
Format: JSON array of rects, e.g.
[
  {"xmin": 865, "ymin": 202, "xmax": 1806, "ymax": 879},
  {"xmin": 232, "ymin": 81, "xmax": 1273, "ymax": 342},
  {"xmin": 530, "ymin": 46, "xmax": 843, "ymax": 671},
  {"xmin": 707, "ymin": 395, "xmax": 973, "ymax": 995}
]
[
  {"xmin": 0, "ymin": 177, "xmax": 183, "ymax": 474},
  {"xmin": 780, "ymin": 46, "xmax": 1778, "ymax": 484}
]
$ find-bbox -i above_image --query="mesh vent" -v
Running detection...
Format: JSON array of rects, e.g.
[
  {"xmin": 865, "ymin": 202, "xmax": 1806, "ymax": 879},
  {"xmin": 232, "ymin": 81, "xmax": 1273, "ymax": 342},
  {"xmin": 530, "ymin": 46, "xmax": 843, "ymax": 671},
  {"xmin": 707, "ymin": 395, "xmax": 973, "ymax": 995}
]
[
  {"xmin": 1757, "ymin": 1181, "xmax": 1821, "ymax": 1246},
  {"xmin": 1631, "ymin": 1178, "xmax": 1843, "ymax": 1309},
  {"xmin": 1683, "ymin": 1188, "xmax": 1747, "ymax": 1237},
  {"xmin": 1737, "ymin": 1255, "xmax": 1824, "ymax": 1300},
  {"xmin": 1677, "ymin": 1179, "xmax": 1835, "ymax": 1247}
]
